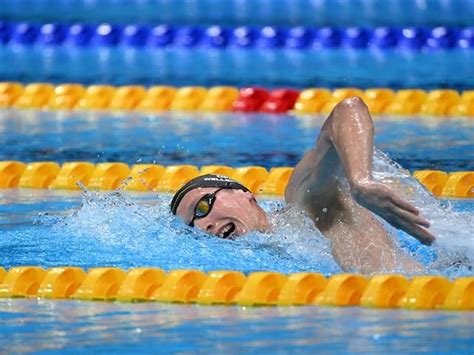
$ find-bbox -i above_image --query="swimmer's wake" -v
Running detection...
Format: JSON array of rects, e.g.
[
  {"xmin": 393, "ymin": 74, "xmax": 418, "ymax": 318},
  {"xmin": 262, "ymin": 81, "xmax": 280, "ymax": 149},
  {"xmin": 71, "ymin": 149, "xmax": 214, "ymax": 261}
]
[{"xmin": 45, "ymin": 150, "xmax": 473, "ymax": 277}]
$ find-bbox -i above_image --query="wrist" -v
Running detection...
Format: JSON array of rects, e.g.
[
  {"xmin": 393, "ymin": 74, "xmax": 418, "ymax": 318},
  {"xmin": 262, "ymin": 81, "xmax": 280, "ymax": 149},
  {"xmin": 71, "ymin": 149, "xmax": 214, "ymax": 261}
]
[{"xmin": 349, "ymin": 175, "xmax": 372, "ymax": 192}]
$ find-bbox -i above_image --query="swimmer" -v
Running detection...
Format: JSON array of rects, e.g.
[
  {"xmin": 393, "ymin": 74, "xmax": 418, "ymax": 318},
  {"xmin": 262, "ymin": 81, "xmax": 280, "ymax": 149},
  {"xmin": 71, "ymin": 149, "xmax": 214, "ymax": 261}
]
[{"xmin": 171, "ymin": 97, "xmax": 435, "ymax": 273}]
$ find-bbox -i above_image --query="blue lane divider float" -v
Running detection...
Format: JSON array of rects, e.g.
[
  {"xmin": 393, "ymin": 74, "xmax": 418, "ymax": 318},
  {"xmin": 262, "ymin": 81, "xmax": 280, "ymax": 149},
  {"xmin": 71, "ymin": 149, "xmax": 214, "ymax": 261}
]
[
  {"xmin": 2, "ymin": 21, "xmax": 474, "ymax": 50},
  {"xmin": 1, "ymin": 0, "xmax": 474, "ymax": 28},
  {"xmin": 0, "ymin": 22, "xmax": 473, "ymax": 88}
]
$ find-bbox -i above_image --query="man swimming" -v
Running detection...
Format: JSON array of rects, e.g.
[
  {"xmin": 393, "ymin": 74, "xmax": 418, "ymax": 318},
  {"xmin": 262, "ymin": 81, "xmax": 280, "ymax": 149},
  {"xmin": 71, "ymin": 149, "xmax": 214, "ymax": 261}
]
[{"xmin": 170, "ymin": 97, "xmax": 435, "ymax": 273}]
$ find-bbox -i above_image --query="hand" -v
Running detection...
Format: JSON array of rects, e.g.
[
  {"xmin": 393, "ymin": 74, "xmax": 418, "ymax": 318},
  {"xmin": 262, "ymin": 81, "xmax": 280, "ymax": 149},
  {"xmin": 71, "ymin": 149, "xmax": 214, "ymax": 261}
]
[{"xmin": 351, "ymin": 180, "xmax": 435, "ymax": 245}]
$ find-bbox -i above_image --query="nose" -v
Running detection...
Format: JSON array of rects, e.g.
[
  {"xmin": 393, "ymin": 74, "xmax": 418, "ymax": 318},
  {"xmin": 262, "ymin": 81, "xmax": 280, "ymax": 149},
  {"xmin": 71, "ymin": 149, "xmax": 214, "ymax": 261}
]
[{"xmin": 205, "ymin": 223, "xmax": 214, "ymax": 233}]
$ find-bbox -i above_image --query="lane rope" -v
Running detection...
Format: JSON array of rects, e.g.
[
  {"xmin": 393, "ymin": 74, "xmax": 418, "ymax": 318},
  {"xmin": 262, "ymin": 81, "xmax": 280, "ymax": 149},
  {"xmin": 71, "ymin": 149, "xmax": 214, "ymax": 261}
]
[
  {"xmin": 1, "ymin": 82, "xmax": 474, "ymax": 116},
  {"xmin": 0, "ymin": 161, "xmax": 473, "ymax": 198},
  {"xmin": 0, "ymin": 266, "xmax": 471, "ymax": 310},
  {"xmin": 2, "ymin": 22, "xmax": 472, "ymax": 50}
]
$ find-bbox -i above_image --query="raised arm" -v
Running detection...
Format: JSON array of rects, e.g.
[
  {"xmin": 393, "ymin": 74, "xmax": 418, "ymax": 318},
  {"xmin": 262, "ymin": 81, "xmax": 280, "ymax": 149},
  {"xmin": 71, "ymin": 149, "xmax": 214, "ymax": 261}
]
[{"xmin": 285, "ymin": 97, "xmax": 434, "ymax": 272}]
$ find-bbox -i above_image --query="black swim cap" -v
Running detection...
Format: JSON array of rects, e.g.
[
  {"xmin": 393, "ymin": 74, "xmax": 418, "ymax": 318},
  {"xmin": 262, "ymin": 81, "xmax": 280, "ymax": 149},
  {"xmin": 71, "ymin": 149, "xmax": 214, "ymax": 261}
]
[{"xmin": 170, "ymin": 174, "xmax": 250, "ymax": 215}]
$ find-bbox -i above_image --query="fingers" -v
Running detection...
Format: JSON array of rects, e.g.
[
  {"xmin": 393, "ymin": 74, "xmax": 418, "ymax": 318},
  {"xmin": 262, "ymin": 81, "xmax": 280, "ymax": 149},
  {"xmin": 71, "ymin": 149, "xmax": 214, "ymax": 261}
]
[
  {"xmin": 388, "ymin": 206, "xmax": 435, "ymax": 245},
  {"xmin": 393, "ymin": 202, "xmax": 430, "ymax": 228},
  {"xmin": 363, "ymin": 182, "xmax": 435, "ymax": 245},
  {"xmin": 401, "ymin": 221, "xmax": 436, "ymax": 246},
  {"xmin": 390, "ymin": 195, "xmax": 420, "ymax": 215},
  {"xmin": 407, "ymin": 211, "xmax": 430, "ymax": 228}
]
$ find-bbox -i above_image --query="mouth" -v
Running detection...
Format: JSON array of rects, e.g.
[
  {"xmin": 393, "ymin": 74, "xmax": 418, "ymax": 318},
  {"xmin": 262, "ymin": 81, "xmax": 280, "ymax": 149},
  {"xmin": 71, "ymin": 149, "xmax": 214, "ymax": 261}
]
[{"xmin": 218, "ymin": 222, "xmax": 236, "ymax": 239}]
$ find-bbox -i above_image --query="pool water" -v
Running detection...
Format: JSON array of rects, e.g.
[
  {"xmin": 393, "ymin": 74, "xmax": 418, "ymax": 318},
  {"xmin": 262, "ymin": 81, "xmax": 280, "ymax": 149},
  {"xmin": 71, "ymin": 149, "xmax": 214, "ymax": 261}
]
[
  {"xmin": 1, "ymin": 110, "xmax": 473, "ymax": 274},
  {"xmin": 1, "ymin": 45, "xmax": 474, "ymax": 89},
  {"xmin": 3, "ymin": 0, "xmax": 473, "ymax": 26},
  {"xmin": 1, "ymin": 110, "xmax": 473, "ymax": 171},
  {"xmin": 1, "ymin": 113, "xmax": 473, "ymax": 353},
  {"xmin": 1, "ymin": 109, "xmax": 473, "ymax": 280},
  {"xmin": 2, "ymin": 0, "xmax": 474, "ymax": 352},
  {"xmin": 1, "ymin": 186, "xmax": 474, "ymax": 273},
  {"xmin": 0, "ymin": 300, "xmax": 473, "ymax": 354}
]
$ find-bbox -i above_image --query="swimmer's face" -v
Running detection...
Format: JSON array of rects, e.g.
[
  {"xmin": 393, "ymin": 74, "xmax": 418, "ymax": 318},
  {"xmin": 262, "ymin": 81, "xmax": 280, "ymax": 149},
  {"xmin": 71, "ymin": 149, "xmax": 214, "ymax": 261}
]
[{"xmin": 176, "ymin": 187, "xmax": 270, "ymax": 239}]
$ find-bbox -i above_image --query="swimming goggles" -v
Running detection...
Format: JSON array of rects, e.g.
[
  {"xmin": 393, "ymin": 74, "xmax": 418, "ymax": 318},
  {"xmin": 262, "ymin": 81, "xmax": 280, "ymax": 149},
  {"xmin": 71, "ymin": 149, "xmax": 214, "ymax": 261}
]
[
  {"xmin": 188, "ymin": 188, "xmax": 225, "ymax": 227},
  {"xmin": 170, "ymin": 174, "xmax": 250, "ymax": 215}
]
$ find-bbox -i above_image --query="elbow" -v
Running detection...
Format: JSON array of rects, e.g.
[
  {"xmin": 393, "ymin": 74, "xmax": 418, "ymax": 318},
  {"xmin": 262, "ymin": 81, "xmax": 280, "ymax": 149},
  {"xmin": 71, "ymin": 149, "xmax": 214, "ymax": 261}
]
[
  {"xmin": 333, "ymin": 96, "xmax": 368, "ymax": 114},
  {"xmin": 330, "ymin": 96, "xmax": 373, "ymax": 129}
]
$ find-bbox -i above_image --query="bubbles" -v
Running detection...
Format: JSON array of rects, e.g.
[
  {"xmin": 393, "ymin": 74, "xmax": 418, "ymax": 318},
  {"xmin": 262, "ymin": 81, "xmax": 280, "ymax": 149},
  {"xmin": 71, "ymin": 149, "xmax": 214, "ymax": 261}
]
[
  {"xmin": 372, "ymin": 150, "xmax": 474, "ymax": 277},
  {"xmin": 45, "ymin": 187, "xmax": 339, "ymax": 274},
  {"xmin": 37, "ymin": 151, "xmax": 473, "ymax": 277}
]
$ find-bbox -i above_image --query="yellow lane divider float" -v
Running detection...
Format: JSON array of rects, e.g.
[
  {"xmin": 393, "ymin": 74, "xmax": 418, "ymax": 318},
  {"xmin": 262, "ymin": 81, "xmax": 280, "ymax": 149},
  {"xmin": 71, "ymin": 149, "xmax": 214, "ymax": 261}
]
[
  {"xmin": 0, "ymin": 161, "xmax": 473, "ymax": 198},
  {"xmin": 0, "ymin": 266, "xmax": 472, "ymax": 310},
  {"xmin": 0, "ymin": 82, "xmax": 474, "ymax": 116}
]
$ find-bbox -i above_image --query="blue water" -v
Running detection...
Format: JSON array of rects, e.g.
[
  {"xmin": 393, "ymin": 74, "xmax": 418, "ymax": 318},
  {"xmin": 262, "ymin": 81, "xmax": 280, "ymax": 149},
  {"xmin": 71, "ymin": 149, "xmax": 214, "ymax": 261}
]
[
  {"xmin": 2, "ymin": 0, "xmax": 473, "ymax": 26},
  {"xmin": 0, "ymin": 300, "xmax": 473, "ymax": 354},
  {"xmin": 0, "ymin": 111, "xmax": 473, "ymax": 276},
  {"xmin": 2, "ymin": 2, "xmax": 474, "ymax": 353},
  {"xmin": 1, "ymin": 110, "xmax": 474, "ymax": 353},
  {"xmin": 1, "ymin": 45, "xmax": 473, "ymax": 88},
  {"xmin": 1, "ymin": 110, "xmax": 473, "ymax": 273},
  {"xmin": 1, "ymin": 110, "xmax": 473, "ymax": 171},
  {"xmin": 1, "ymin": 187, "xmax": 473, "ymax": 274}
]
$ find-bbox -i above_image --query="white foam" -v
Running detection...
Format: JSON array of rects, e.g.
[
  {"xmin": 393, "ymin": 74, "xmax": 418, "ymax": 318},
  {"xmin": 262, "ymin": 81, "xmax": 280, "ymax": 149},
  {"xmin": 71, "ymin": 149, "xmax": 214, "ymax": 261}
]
[
  {"xmin": 50, "ymin": 153, "xmax": 473, "ymax": 277},
  {"xmin": 372, "ymin": 150, "xmax": 474, "ymax": 276}
]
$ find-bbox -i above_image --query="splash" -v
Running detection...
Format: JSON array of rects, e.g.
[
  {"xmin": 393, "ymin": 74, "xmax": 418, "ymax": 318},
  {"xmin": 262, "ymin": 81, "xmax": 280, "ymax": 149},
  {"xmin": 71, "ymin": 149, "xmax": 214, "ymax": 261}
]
[
  {"xmin": 372, "ymin": 150, "xmax": 474, "ymax": 277},
  {"xmin": 46, "ymin": 152, "xmax": 473, "ymax": 277},
  {"xmin": 51, "ymin": 187, "xmax": 340, "ymax": 274}
]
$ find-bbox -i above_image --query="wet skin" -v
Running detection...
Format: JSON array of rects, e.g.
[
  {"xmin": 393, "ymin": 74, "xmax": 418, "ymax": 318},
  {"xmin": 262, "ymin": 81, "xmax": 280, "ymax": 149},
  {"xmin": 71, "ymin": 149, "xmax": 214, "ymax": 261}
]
[
  {"xmin": 176, "ymin": 97, "xmax": 435, "ymax": 273},
  {"xmin": 175, "ymin": 187, "xmax": 270, "ymax": 238}
]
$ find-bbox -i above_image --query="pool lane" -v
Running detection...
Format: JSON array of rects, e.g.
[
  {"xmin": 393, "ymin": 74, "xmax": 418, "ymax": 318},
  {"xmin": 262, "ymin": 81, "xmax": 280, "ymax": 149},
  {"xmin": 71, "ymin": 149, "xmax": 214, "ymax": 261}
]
[
  {"xmin": 0, "ymin": 299, "xmax": 472, "ymax": 354},
  {"xmin": 1, "ymin": 111, "xmax": 473, "ymax": 172}
]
